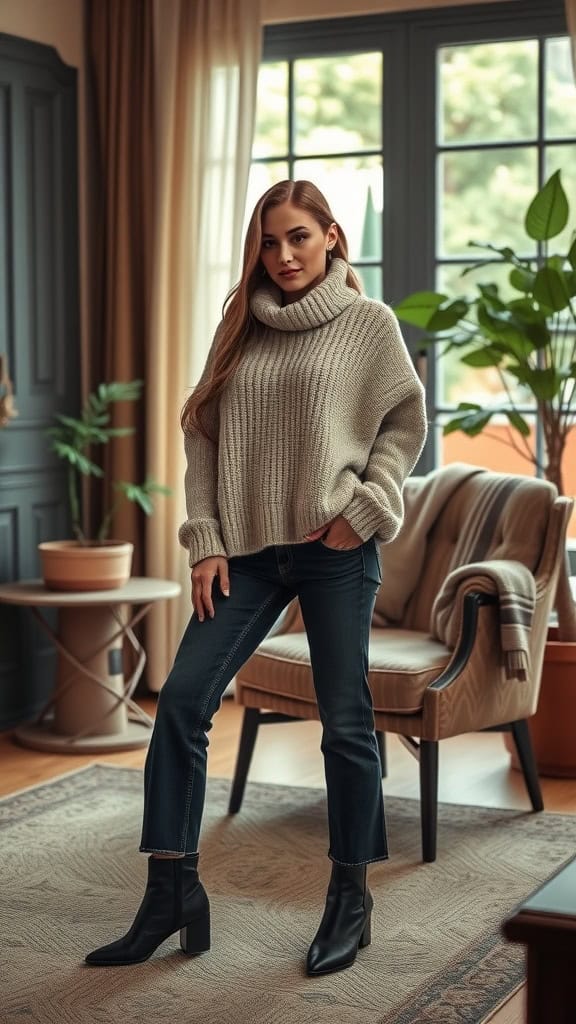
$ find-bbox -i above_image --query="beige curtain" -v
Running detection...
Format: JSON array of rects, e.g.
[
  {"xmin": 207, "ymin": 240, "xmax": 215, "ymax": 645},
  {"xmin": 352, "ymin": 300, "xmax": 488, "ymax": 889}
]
[
  {"xmin": 567, "ymin": 0, "xmax": 576, "ymax": 77},
  {"xmin": 145, "ymin": 0, "xmax": 262, "ymax": 689}
]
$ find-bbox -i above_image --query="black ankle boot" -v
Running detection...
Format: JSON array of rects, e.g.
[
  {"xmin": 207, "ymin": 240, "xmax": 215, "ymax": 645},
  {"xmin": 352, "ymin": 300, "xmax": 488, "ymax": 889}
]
[
  {"xmin": 85, "ymin": 854, "xmax": 210, "ymax": 966},
  {"xmin": 306, "ymin": 862, "xmax": 373, "ymax": 976}
]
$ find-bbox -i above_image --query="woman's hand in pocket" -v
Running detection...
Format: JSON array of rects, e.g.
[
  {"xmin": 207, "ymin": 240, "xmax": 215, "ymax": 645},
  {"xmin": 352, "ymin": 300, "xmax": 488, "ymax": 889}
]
[
  {"xmin": 191, "ymin": 556, "xmax": 230, "ymax": 621},
  {"xmin": 304, "ymin": 515, "xmax": 363, "ymax": 550}
]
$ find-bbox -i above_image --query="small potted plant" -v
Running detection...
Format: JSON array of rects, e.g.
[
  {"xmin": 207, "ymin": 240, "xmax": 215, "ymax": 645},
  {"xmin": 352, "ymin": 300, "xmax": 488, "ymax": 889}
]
[
  {"xmin": 394, "ymin": 169, "xmax": 576, "ymax": 775},
  {"xmin": 39, "ymin": 380, "xmax": 169, "ymax": 591}
]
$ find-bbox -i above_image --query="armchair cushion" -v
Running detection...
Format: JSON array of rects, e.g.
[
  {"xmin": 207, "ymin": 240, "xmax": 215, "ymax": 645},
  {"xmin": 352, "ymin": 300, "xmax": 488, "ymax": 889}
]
[{"xmin": 236, "ymin": 628, "xmax": 451, "ymax": 716}]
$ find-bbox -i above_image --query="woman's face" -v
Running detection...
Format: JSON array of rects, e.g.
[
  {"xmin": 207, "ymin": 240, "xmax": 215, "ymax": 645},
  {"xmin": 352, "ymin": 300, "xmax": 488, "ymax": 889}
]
[{"xmin": 260, "ymin": 201, "xmax": 338, "ymax": 304}]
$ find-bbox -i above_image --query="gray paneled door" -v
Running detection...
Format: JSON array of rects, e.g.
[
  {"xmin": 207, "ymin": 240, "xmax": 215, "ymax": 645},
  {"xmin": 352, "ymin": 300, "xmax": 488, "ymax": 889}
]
[{"xmin": 0, "ymin": 33, "xmax": 80, "ymax": 729}]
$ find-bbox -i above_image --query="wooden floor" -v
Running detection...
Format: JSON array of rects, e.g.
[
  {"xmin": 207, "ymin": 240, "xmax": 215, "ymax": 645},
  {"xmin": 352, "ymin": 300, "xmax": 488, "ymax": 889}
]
[{"xmin": 3, "ymin": 695, "xmax": 576, "ymax": 1024}]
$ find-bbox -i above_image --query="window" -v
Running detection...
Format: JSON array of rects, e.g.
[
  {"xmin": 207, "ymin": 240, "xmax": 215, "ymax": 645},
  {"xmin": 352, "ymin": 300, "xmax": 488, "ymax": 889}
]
[
  {"xmin": 247, "ymin": 52, "xmax": 384, "ymax": 298},
  {"xmin": 435, "ymin": 37, "xmax": 576, "ymax": 490},
  {"xmin": 252, "ymin": 0, "xmax": 574, "ymax": 526}
]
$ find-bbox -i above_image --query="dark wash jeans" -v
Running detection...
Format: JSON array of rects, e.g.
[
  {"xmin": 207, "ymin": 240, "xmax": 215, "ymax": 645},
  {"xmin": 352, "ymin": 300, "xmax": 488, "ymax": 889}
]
[{"xmin": 140, "ymin": 536, "xmax": 389, "ymax": 866}]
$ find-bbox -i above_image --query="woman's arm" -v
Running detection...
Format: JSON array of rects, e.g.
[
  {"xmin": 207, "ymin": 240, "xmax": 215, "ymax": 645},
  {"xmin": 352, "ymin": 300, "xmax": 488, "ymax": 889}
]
[
  {"xmin": 177, "ymin": 330, "xmax": 227, "ymax": 566},
  {"xmin": 341, "ymin": 379, "xmax": 427, "ymax": 543},
  {"xmin": 341, "ymin": 304, "xmax": 428, "ymax": 543}
]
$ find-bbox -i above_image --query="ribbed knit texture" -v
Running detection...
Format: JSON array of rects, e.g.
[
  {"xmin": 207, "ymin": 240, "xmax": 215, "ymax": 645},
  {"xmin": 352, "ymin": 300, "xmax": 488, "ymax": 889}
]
[{"xmin": 178, "ymin": 259, "xmax": 428, "ymax": 567}]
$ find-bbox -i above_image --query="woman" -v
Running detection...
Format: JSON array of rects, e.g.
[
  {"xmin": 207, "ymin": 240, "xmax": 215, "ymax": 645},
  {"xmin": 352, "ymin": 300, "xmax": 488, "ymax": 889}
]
[{"xmin": 85, "ymin": 180, "xmax": 427, "ymax": 975}]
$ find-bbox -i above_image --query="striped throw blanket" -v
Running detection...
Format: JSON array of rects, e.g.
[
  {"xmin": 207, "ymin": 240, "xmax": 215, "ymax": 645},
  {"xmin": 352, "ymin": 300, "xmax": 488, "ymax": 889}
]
[
  {"xmin": 375, "ymin": 463, "xmax": 484, "ymax": 624},
  {"xmin": 430, "ymin": 474, "xmax": 536, "ymax": 681}
]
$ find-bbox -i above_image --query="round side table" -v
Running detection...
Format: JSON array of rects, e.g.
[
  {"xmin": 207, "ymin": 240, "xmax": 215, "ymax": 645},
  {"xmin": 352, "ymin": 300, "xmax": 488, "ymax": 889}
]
[{"xmin": 0, "ymin": 576, "xmax": 181, "ymax": 754}]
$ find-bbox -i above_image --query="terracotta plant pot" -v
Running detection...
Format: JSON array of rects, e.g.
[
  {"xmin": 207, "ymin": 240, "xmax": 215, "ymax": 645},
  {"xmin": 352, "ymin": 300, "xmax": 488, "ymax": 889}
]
[
  {"xmin": 38, "ymin": 540, "xmax": 134, "ymax": 592},
  {"xmin": 508, "ymin": 627, "xmax": 576, "ymax": 778}
]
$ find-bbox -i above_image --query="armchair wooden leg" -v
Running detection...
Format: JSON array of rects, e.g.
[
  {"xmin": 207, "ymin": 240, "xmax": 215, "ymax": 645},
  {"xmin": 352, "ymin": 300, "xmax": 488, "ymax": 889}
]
[
  {"xmin": 376, "ymin": 730, "xmax": 387, "ymax": 778},
  {"xmin": 228, "ymin": 707, "xmax": 260, "ymax": 814},
  {"xmin": 420, "ymin": 740, "xmax": 439, "ymax": 863},
  {"xmin": 510, "ymin": 719, "xmax": 544, "ymax": 812}
]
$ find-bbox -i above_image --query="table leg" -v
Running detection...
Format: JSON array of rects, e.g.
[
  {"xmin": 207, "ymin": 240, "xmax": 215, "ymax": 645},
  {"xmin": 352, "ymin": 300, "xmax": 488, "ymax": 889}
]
[
  {"xmin": 13, "ymin": 602, "xmax": 155, "ymax": 754},
  {"xmin": 55, "ymin": 603, "xmax": 128, "ymax": 735}
]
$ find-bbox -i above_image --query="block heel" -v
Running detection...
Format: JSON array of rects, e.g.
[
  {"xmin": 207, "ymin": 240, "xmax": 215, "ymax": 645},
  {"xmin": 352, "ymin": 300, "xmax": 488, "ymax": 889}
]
[
  {"xmin": 180, "ymin": 911, "xmax": 211, "ymax": 956},
  {"xmin": 359, "ymin": 912, "xmax": 372, "ymax": 948},
  {"xmin": 306, "ymin": 862, "xmax": 374, "ymax": 976}
]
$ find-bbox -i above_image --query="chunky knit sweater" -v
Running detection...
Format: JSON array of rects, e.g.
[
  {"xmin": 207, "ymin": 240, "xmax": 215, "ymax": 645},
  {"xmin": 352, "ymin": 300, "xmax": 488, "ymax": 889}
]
[{"xmin": 178, "ymin": 258, "xmax": 428, "ymax": 567}]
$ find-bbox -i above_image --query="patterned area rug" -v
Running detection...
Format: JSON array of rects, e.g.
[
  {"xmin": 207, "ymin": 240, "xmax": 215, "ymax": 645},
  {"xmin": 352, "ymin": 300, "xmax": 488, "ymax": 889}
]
[{"xmin": 2, "ymin": 764, "xmax": 576, "ymax": 1024}]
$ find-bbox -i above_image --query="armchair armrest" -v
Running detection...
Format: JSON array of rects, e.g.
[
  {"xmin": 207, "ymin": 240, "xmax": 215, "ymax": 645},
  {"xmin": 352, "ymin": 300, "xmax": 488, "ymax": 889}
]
[
  {"xmin": 421, "ymin": 589, "xmax": 542, "ymax": 738},
  {"xmin": 429, "ymin": 592, "xmax": 498, "ymax": 692}
]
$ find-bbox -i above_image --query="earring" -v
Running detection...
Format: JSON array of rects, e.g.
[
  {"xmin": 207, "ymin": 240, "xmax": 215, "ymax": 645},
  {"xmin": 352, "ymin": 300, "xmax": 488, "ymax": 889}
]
[{"xmin": 327, "ymin": 248, "xmax": 333, "ymax": 262}]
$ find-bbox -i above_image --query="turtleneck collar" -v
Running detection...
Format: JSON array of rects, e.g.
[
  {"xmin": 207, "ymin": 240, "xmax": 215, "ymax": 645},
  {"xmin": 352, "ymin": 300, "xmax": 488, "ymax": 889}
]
[{"xmin": 250, "ymin": 258, "xmax": 360, "ymax": 332}]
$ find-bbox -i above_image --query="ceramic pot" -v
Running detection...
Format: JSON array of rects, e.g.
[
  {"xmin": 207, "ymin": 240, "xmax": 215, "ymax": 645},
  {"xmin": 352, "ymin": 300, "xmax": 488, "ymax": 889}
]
[
  {"xmin": 508, "ymin": 627, "xmax": 576, "ymax": 777},
  {"xmin": 38, "ymin": 540, "xmax": 134, "ymax": 592}
]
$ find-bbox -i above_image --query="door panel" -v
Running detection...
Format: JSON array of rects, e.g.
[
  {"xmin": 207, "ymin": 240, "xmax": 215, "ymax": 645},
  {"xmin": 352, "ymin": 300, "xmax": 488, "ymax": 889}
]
[{"xmin": 0, "ymin": 34, "xmax": 80, "ymax": 729}]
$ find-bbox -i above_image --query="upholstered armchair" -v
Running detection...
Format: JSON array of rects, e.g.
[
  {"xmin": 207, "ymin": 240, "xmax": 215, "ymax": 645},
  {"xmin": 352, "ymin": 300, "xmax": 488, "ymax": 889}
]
[{"xmin": 228, "ymin": 466, "xmax": 573, "ymax": 862}]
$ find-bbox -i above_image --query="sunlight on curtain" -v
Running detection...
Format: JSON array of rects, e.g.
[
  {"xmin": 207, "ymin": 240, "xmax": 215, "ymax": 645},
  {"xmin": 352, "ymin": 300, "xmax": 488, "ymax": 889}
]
[{"xmin": 146, "ymin": 0, "xmax": 262, "ymax": 688}]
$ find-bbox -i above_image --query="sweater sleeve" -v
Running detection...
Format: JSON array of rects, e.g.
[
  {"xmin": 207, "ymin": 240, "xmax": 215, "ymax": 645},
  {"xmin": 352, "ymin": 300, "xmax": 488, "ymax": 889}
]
[
  {"xmin": 341, "ymin": 308, "xmax": 428, "ymax": 544},
  {"xmin": 177, "ymin": 330, "xmax": 228, "ymax": 567}
]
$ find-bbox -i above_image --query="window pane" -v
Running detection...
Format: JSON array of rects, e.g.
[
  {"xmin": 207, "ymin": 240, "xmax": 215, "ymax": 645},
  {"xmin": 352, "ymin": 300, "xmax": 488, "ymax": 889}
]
[
  {"xmin": 294, "ymin": 156, "xmax": 382, "ymax": 261},
  {"xmin": 353, "ymin": 265, "xmax": 382, "ymax": 300},
  {"xmin": 253, "ymin": 63, "xmax": 289, "ymax": 158},
  {"xmin": 438, "ymin": 147, "xmax": 538, "ymax": 258},
  {"xmin": 438, "ymin": 41, "xmax": 538, "ymax": 145},
  {"xmin": 545, "ymin": 38, "xmax": 576, "ymax": 140},
  {"xmin": 436, "ymin": 261, "xmax": 521, "ymax": 303},
  {"xmin": 244, "ymin": 161, "xmax": 289, "ymax": 238},
  {"xmin": 436, "ymin": 415, "xmax": 538, "ymax": 477},
  {"xmin": 545, "ymin": 145, "xmax": 576, "ymax": 254},
  {"xmin": 294, "ymin": 53, "xmax": 382, "ymax": 156},
  {"xmin": 434, "ymin": 339, "xmax": 536, "ymax": 409}
]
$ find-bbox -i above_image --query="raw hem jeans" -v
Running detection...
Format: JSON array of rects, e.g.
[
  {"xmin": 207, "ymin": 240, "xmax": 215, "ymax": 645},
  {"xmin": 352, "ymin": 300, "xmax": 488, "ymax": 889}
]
[{"xmin": 140, "ymin": 537, "xmax": 388, "ymax": 866}]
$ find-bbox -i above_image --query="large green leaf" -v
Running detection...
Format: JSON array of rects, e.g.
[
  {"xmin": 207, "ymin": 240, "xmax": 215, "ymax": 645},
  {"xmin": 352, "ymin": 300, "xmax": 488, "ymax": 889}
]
[
  {"xmin": 509, "ymin": 267, "xmax": 535, "ymax": 294},
  {"xmin": 525, "ymin": 170, "xmax": 569, "ymax": 241},
  {"xmin": 506, "ymin": 365, "xmax": 563, "ymax": 400},
  {"xmin": 393, "ymin": 291, "xmax": 448, "ymax": 328},
  {"xmin": 427, "ymin": 299, "xmax": 469, "ymax": 330},
  {"xmin": 460, "ymin": 346, "xmax": 503, "ymax": 368},
  {"xmin": 507, "ymin": 297, "xmax": 546, "ymax": 321},
  {"xmin": 505, "ymin": 410, "xmax": 531, "ymax": 437},
  {"xmin": 476, "ymin": 303, "xmax": 533, "ymax": 358},
  {"xmin": 523, "ymin": 321, "xmax": 551, "ymax": 349},
  {"xmin": 443, "ymin": 404, "xmax": 493, "ymax": 437},
  {"xmin": 533, "ymin": 267, "xmax": 571, "ymax": 311},
  {"xmin": 569, "ymin": 236, "xmax": 576, "ymax": 271}
]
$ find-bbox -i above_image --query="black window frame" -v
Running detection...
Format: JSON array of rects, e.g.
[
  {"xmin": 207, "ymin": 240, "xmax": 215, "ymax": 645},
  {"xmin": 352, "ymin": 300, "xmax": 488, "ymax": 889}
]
[{"xmin": 261, "ymin": 0, "xmax": 569, "ymax": 473}]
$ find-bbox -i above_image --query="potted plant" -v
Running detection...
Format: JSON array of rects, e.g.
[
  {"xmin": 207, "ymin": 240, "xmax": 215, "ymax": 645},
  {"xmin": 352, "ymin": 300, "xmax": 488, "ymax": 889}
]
[
  {"xmin": 40, "ymin": 381, "xmax": 169, "ymax": 591},
  {"xmin": 394, "ymin": 169, "xmax": 576, "ymax": 775}
]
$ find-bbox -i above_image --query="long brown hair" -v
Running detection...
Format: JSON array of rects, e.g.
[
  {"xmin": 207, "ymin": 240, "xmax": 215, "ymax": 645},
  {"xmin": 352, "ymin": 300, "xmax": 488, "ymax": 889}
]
[{"xmin": 180, "ymin": 179, "xmax": 362, "ymax": 440}]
